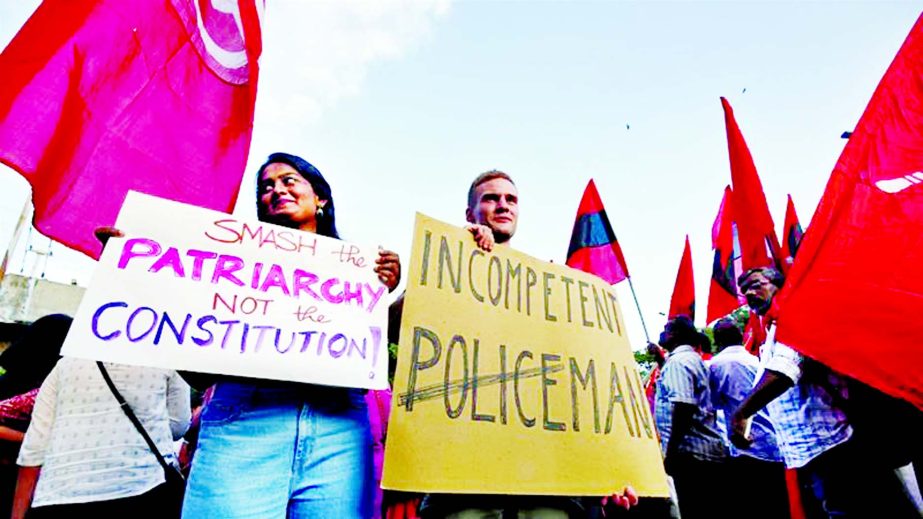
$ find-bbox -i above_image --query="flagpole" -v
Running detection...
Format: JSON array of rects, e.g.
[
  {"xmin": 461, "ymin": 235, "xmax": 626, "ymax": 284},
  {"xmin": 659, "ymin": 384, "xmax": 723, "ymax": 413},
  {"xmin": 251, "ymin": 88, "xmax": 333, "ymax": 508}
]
[{"xmin": 626, "ymin": 276, "xmax": 652, "ymax": 343}]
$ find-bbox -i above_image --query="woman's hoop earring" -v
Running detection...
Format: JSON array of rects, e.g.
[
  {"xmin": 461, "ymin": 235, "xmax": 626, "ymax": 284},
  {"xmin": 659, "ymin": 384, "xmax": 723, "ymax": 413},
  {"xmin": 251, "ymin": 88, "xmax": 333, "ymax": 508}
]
[{"xmin": 316, "ymin": 207, "xmax": 325, "ymax": 219}]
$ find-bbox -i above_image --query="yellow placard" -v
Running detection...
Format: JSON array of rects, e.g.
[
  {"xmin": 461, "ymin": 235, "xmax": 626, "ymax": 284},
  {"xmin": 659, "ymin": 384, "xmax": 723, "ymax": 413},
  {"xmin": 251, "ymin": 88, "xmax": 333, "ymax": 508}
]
[{"xmin": 382, "ymin": 214, "xmax": 669, "ymax": 497}]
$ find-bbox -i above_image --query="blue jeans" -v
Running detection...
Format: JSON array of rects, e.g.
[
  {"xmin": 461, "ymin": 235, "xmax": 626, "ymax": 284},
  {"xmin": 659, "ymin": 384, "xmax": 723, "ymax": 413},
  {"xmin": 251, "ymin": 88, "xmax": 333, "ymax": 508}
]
[{"xmin": 182, "ymin": 382, "xmax": 374, "ymax": 519}]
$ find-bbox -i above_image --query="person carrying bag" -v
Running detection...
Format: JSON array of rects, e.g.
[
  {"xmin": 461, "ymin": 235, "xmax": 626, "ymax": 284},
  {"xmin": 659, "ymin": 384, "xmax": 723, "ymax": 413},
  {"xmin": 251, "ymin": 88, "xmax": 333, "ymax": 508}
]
[
  {"xmin": 12, "ymin": 359, "xmax": 190, "ymax": 519},
  {"xmin": 97, "ymin": 362, "xmax": 187, "ymax": 517}
]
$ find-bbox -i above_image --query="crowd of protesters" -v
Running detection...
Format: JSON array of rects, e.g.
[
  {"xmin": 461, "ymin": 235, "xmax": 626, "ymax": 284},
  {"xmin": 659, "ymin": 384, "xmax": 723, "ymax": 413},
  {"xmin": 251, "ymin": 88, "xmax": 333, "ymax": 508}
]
[
  {"xmin": 652, "ymin": 267, "xmax": 923, "ymax": 519},
  {"xmin": 0, "ymin": 153, "xmax": 921, "ymax": 518}
]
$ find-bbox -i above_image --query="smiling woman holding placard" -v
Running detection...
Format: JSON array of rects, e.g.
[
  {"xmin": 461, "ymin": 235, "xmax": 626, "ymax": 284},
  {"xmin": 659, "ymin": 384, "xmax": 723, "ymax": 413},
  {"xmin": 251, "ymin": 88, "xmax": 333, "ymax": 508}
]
[{"xmin": 177, "ymin": 153, "xmax": 401, "ymax": 518}]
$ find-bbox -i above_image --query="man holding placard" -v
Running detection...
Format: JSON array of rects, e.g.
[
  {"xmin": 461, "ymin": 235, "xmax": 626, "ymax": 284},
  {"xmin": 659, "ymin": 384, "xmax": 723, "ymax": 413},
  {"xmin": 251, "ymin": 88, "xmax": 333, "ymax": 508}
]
[
  {"xmin": 423, "ymin": 170, "xmax": 580, "ymax": 517},
  {"xmin": 385, "ymin": 171, "xmax": 657, "ymax": 518}
]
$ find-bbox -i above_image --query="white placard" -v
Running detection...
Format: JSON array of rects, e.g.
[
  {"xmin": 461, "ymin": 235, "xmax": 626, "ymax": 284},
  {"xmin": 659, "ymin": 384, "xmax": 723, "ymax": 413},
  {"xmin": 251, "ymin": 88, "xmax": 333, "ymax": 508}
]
[{"xmin": 62, "ymin": 191, "xmax": 389, "ymax": 389}]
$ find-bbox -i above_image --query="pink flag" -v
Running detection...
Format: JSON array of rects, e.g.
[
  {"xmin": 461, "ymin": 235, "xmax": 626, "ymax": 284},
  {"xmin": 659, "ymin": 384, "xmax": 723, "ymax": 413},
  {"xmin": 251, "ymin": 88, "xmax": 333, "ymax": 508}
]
[{"xmin": 0, "ymin": 0, "xmax": 263, "ymax": 258}]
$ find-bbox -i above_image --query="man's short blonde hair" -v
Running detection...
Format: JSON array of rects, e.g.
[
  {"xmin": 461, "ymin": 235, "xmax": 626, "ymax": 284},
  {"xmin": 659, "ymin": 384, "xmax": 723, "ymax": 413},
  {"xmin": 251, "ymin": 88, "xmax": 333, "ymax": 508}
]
[{"xmin": 467, "ymin": 170, "xmax": 515, "ymax": 210}]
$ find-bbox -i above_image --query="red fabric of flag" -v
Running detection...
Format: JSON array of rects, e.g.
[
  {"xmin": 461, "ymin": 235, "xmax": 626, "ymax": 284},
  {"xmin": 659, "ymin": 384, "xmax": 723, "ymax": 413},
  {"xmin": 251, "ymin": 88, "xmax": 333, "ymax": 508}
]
[
  {"xmin": 668, "ymin": 236, "xmax": 695, "ymax": 320},
  {"xmin": 0, "ymin": 0, "xmax": 263, "ymax": 258},
  {"xmin": 566, "ymin": 179, "xmax": 630, "ymax": 284},
  {"xmin": 775, "ymin": 15, "xmax": 923, "ymax": 410},
  {"xmin": 779, "ymin": 194, "xmax": 804, "ymax": 270},
  {"xmin": 743, "ymin": 312, "xmax": 768, "ymax": 355},
  {"xmin": 707, "ymin": 186, "xmax": 741, "ymax": 323},
  {"xmin": 721, "ymin": 97, "xmax": 782, "ymax": 272}
]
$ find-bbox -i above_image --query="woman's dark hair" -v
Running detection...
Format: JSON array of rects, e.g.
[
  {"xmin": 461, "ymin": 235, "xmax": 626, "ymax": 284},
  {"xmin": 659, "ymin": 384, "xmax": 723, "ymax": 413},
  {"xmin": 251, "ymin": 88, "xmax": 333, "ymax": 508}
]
[
  {"xmin": 255, "ymin": 152, "xmax": 340, "ymax": 239},
  {"xmin": 0, "ymin": 314, "xmax": 72, "ymax": 400}
]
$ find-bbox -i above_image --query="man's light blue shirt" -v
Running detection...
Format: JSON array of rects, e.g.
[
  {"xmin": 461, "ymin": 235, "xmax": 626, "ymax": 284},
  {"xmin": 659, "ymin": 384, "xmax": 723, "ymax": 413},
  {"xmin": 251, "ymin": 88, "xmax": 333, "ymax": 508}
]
[
  {"xmin": 759, "ymin": 327, "xmax": 852, "ymax": 469},
  {"xmin": 709, "ymin": 345, "xmax": 783, "ymax": 463},
  {"xmin": 655, "ymin": 345, "xmax": 727, "ymax": 462}
]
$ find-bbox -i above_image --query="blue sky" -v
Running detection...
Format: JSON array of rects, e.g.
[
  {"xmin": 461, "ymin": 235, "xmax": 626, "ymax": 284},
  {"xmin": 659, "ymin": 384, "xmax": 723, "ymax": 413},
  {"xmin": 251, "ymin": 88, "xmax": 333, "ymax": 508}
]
[{"xmin": 0, "ymin": 1, "xmax": 919, "ymax": 348}]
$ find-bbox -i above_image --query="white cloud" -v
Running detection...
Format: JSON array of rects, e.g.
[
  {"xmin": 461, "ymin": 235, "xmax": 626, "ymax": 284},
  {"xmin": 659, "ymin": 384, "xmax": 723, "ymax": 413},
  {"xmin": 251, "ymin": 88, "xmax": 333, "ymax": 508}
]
[{"xmin": 257, "ymin": 0, "xmax": 450, "ymax": 126}]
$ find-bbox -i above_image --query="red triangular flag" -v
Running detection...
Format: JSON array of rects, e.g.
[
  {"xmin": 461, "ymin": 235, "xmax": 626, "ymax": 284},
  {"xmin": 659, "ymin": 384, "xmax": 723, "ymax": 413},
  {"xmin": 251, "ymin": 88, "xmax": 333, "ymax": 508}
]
[
  {"xmin": 775, "ymin": 15, "xmax": 923, "ymax": 410},
  {"xmin": 0, "ymin": 0, "xmax": 263, "ymax": 258},
  {"xmin": 707, "ymin": 186, "xmax": 741, "ymax": 323},
  {"xmin": 668, "ymin": 236, "xmax": 695, "ymax": 320},
  {"xmin": 779, "ymin": 195, "xmax": 804, "ymax": 270},
  {"xmin": 721, "ymin": 97, "xmax": 782, "ymax": 272},
  {"xmin": 566, "ymin": 179, "xmax": 630, "ymax": 284}
]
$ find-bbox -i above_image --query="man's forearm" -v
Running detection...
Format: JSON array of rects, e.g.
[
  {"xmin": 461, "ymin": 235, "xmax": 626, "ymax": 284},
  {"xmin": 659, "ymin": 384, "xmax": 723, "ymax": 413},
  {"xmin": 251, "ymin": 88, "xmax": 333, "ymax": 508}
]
[{"xmin": 735, "ymin": 369, "xmax": 793, "ymax": 419}]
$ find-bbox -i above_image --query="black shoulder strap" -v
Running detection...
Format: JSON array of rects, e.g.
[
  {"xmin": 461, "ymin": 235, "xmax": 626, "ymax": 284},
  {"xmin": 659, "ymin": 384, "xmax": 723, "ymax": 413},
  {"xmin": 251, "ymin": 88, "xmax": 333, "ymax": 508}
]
[{"xmin": 96, "ymin": 361, "xmax": 172, "ymax": 472}]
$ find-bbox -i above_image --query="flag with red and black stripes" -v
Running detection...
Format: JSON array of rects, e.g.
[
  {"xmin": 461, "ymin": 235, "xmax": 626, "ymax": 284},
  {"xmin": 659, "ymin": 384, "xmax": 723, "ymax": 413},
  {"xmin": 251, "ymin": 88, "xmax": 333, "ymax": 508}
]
[
  {"xmin": 780, "ymin": 194, "xmax": 804, "ymax": 268},
  {"xmin": 707, "ymin": 186, "xmax": 741, "ymax": 323},
  {"xmin": 566, "ymin": 179, "xmax": 630, "ymax": 284}
]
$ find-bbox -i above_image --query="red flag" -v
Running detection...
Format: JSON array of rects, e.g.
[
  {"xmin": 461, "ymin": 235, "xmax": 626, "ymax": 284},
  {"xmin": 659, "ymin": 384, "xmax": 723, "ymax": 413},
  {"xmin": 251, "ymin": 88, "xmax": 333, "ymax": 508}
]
[
  {"xmin": 566, "ymin": 179, "xmax": 630, "ymax": 284},
  {"xmin": 779, "ymin": 194, "xmax": 804, "ymax": 268},
  {"xmin": 775, "ymin": 15, "xmax": 923, "ymax": 410},
  {"xmin": 707, "ymin": 186, "xmax": 741, "ymax": 323},
  {"xmin": 743, "ymin": 311, "xmax": 768, "ymax": 355},
  {"xmin": 0, "ymin": 0, "xmax": 263, "ymax": 259},
  {"xmin": 644, "ymin": 364, "xmax": 660, "ymax": 413},
  {"xmin": 668, "ymin": 236, "xmax": 695, "ymax": 320},
  {"xmin": 721, "ymin": 97, "xmax": 782, "ymax": 272}
]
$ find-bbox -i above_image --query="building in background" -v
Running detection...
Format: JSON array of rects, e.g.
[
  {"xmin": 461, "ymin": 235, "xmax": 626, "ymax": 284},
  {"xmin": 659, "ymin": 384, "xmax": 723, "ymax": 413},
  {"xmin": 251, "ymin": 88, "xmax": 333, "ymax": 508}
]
[
  {"xmin": 0, "ymin": 274, "xmax": 84, "ymax": 352},
  {"xmin": 0, "ymin": 200, "xmax": 85, "ymax": 350}
]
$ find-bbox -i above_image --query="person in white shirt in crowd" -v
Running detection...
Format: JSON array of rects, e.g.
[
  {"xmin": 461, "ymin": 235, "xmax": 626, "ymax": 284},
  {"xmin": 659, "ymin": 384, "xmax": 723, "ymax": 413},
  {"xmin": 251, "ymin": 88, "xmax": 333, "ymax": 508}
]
[
  {"xmin": 655, "ymin": 315, "xmax": 729, "ymax": 519},
  {"xmin": 708, "ymin": 317, "xmax": 788, "ymax": 518},
  {"xmin": 11, "ymin": 358, "xmax": 190, "ymax": 518}
]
